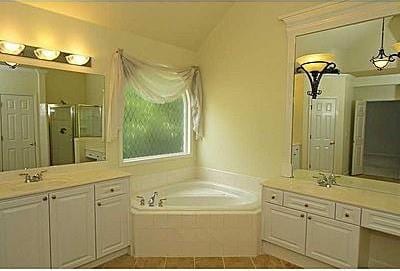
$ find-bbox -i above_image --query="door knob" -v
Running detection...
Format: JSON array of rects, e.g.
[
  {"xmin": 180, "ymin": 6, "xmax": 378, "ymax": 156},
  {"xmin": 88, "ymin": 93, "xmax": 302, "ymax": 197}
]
[
  {"xmin": 43, "ymin": 196, "xmax": 48, "ymax": 201},
  {"xmin": 329, "ymin": 141, "xmax": 335, "ymax": 145},
  {"xmin": 51, "ymin": 195, "xmax": 56, "ymax": 199},
  {"xmin": 97, "ymin": 202, "xmax": 102, "ymax": 206}
]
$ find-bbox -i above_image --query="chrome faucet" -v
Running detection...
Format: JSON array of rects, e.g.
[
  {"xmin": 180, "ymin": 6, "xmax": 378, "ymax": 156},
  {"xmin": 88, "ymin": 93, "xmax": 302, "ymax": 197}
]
[
  {"xmin": 19, "ymin": 169, "xmax": 47, "ymax": 183},
  {"xmin": 148, "ymin": 192, "xmax": 158, "ymax": 207},
  {"xmin": 314, "ymin": 172, "xmax": 339, "ymax": 188}
]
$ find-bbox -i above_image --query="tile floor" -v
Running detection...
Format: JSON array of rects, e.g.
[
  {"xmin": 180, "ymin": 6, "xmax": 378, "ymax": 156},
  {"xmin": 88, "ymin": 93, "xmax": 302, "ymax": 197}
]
[{"xmin": 97, "ymin": 254, "xmax": 300, "ymax": 269}]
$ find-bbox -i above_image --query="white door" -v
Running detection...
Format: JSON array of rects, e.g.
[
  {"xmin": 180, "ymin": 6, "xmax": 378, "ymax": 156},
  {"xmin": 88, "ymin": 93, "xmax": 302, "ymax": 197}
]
[
  {"xmin": 262, "ymin": 203, "xmax": 306, "ymax": 254},
  {"xmin": 351, "ymin": 101, "xmax": 366, "ymax": 175},
  {"xmin": 309, "ymin": 98, "xmax": 336, "ymax": 172},
  {"xmin": 50, "ymin": 185, "xmax": 95, "ymax": 268},
  {"xmin": 96, "ymin": 194, "xmax": 129, "ymax": 258},
  {"xmin": 1, "ymin": 95, "xmax": 36, "ymax": 171},
  {"xmin": 0, "ymin": 194, "xmax": 50, "ymax": 268},
  {"xmin": 306, "ymin": 214, "xmax": 360, "ymax": 268}
]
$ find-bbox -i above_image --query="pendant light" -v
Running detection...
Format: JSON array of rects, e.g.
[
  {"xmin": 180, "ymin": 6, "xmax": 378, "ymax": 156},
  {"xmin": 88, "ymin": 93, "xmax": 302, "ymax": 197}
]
[
  {"xmin": 296, "ymin": 53, "xmax": 340, "ymax": 99},
  {"xmin": 370, "ymin": 17, "xmax": 396, "ymax": 70}
]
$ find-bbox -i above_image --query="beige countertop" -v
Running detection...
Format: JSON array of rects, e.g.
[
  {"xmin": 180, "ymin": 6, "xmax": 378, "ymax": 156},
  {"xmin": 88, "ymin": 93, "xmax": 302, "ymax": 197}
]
[
  {"xmin": 263, "ymin": 177, "xmax": 400, "ymax": 215},
  {"xmin": 0, "ymin": 168, "xmax": 131, "ymax": 201}
]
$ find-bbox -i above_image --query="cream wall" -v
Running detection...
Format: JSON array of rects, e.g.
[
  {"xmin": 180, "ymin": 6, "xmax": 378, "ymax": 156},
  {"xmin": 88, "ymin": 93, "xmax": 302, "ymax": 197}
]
[
  {"xmin": 45, "ymin": 69, "xmax": 86, "ymax": 104},
  {"xmin": 197, "ymin": 2, "xmax": 316, "ymax": 178},
  {"xmin": 0, "ymin": 2, "xmax": 198, "ymax": 176}
]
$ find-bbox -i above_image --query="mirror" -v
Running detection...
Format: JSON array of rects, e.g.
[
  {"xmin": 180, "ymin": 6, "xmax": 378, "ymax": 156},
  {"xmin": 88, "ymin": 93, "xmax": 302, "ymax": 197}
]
[
  {"xmin": 292, "ymin": 16, "xmax": 400, "ymax": 185},
  {"xmin": 0, "ymin": 63, "xmax": 105, "ymax": 172}
]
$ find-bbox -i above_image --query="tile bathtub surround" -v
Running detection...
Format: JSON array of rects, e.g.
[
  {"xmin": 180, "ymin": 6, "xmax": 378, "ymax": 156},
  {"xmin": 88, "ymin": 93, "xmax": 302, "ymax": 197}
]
[
  {"xmin": 96, "ymin": 255, "xmax": 300, "ymax": 269},
  {"xmin": 132, "ymin": 212, "xmax": 260, "ymax": 257}
]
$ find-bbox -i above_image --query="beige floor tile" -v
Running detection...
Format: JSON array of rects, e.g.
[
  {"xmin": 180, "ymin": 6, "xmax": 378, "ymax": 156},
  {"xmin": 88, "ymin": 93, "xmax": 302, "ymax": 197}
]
[
  {"xmin": 252, "ymin": 255, "xmax": 285, "ymax": 269},
  {"xmin": 101, "ymin": 255, "xmax": 135, "ymax": 269},
  {"xmin": 195, "ymin": 257, "xmax": 224, "ymax": 269},
  {"xmin": 223, "ymin": 257, "xmax": 255, "ymax": 269},
  {"xmin": 165, "ymin": 257, "xmax": 194, "ymax": 269},
  {"xmin": 134, "ymin": 257, "xmax": 166, "ymax": 269},
  {"xmin": 281, "ymin": 260, "xmax": 300, "ymax": 269}
]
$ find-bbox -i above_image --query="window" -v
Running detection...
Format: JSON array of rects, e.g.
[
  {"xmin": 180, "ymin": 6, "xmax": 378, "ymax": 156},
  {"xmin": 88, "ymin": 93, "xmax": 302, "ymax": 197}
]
[{"xmin": 122, "ymin": 90, "xmax": 190, "ymax": 162}]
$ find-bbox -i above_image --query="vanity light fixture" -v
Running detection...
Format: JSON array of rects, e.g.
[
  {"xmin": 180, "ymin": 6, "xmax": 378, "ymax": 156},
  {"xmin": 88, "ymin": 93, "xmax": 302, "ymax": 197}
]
[
  {"xmin": 65, "ymin": 54, "xmax": 90, "ymax": 66},
  {"xmin": 371, "ymin": 17, "xmax": 396, "ymax": 70},
  {"xmin": 0, "ymin": 41, "xmax": 25, "ymax": 55},
  {"xmin": 296, "ymin": 53, "xmax": 340, "ymax": 99},
  {"xmin": 34, "ymin": 48, "xmax": 60, "ymax": 61}
]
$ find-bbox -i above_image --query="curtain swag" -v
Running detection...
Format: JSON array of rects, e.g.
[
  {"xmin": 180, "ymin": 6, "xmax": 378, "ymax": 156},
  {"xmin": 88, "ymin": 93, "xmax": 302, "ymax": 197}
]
[{"xmin": 106, "ymin": 49, "xmax": 203, "ymax": 142}]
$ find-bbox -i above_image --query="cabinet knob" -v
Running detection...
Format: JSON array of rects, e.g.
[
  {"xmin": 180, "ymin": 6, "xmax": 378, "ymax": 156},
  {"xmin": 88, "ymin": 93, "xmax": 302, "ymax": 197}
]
[
  {"xmin": 51, "ymin": 195, "xmax": 56, "ymax": 199},
  {"xmin": 304, "ymin": 203, "xmax": 309, "ymax": 207},
  {"xmin": 300, "ymin": 214, "xmax": 305, "ymax": 218},
  {"xmin": 97, "ymin": 202, "xmax": 102, "ymax": 206},
  {"xmin": 345, "ymin": 213, "xmax": 350, "ymax": 218},
  {"xmin": 271, "ymin": 195, "xmax": 276, "ymax": 199},
  {"xmin": 110, "ymin": 188, "xmax": 115, "ymax": 192},
  {"xmin": 42, "ymin": 196, "xmax": 48, "ymax": 201},
  {"xmin": 308, "ymin": 216, "xmax": 312, "ymax": 220}
]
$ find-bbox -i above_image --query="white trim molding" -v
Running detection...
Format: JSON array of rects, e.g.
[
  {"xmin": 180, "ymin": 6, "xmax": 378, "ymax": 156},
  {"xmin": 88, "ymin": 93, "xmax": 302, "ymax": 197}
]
[{"xmin": 279, "ymin": 0, "xmax": 400, "ymax": 177}]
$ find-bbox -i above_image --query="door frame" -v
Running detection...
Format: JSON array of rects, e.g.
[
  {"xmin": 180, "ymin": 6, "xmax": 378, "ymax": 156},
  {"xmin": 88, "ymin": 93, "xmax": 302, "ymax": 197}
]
[
  {"xmin": 307, "ymin": 97, "xmax": 337, "ymax": 172},
  {"xmin": 279, "ymin": 1, "xmax": 400, "ymax": 177}
]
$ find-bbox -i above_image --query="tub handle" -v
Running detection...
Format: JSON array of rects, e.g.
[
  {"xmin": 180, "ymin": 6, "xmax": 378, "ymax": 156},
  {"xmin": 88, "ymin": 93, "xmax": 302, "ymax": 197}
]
[
  {"xmin": 136, "ymin": 196, "xmax": 145, "ymax": 206},
  {"xmin": 158, "ymin": 198, "xmax": 167, "ymax": 207}
]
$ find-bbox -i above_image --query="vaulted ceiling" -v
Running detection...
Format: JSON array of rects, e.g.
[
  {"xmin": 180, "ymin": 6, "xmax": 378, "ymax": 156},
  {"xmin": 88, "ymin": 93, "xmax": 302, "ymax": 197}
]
[{"xmin": 21, "ymin": 1, "xmax": 234, "ymax": 52}]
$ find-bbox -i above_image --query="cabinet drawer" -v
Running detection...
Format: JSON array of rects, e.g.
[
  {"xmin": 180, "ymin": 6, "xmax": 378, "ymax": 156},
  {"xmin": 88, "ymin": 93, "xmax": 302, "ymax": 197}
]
[
  {"xmin": 361, "ymin": 209, "xmax": 400, "ymax": 237},
  {"xmin": 95, "ymin": 178, "xmax": 129, "ymax": 200},
  {"xmin": 284, "ymin": 192, "xmax": 335, "ymax": 218},
  {"xmin": 263, "ymin": 187, "xmax": 283, "ymax": 205},
  {"xmin": 336, "ymin": 203, "xmax": 361, "ymax": 225}
]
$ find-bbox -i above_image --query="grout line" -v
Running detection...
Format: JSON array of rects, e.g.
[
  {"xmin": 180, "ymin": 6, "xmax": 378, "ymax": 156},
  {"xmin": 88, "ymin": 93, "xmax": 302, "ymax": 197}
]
[
  {"xmin": 222, "ymin": 257, "xmax": 225, "ymax": 269},
  {"xmin": 164, "ymin": 257, "xmax": 167, "ymax": 269},
  {"xmin": 193, "ymin": 257, "xmax": 195, "ymax": 269},
  {"xmin": 250, "ymin": 256, "xmax": 256, "ymax": 269}
]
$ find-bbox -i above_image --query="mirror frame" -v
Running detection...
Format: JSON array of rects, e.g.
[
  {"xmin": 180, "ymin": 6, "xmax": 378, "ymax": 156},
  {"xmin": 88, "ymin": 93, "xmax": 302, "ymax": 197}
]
[{"xmin": 279, "ymin": 1, "xmax": 400, "ymax": 178}]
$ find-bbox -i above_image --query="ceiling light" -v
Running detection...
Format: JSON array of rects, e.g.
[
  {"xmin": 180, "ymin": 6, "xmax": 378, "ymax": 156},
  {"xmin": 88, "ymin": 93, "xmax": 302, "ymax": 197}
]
[
  {"xmin": 34, "ymin": 48, "xmax": 60, "ymax": 60},
  {"xmin": 65, "ymin": 54, "xmax": 90, "ymax": 66},
  {"xmin": 371, "ymin": 18, "xmax": 396, "ymax": 70},
  {"xmin": 0, "ymin": 41, "xmax": 25, "ymax": 55},
  {"xmin": 296, "ymin": 53, "xmax": 340, "ymax": 99}
]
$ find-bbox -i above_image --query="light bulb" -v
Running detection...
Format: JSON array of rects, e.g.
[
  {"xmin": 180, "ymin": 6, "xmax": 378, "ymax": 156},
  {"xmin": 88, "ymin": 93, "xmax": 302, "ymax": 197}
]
[
  {"xmin": 65, "ymin": 54, "xmax": 90, "ymax": 66},
  {"xmin": 34, "ymin": 48, "xmax": 60, "ymax": 60}
]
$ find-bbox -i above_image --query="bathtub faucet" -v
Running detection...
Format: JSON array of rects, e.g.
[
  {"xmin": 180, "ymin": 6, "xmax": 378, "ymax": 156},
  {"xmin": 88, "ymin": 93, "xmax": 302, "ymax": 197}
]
[{"xmin": 148, "ymin": 192, "xmax": 159, "ymax": 207}]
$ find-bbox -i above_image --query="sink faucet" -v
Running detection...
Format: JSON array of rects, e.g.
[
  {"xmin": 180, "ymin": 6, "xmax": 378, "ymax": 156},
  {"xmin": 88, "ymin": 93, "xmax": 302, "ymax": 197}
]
[
  {"xmin": 314, "ymin": 172, "xmax": 339, "ymax": 188},
  {"xmin": 19, "ymin": 169, "xmax": 47, "ymax": 183},
  {"xmin": 148, "ymin": 192, "xmax": 158, "ymax": 207}
]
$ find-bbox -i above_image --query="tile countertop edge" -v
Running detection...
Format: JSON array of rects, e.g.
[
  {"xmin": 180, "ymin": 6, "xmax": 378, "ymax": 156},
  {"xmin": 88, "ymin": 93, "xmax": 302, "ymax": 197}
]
[
  {"xmin": 262, "ymin": 177, "xmax": 400, "ymax": 216},
  {"xmin": 0, "ymin": 169, "xmax": 132, "ymax": 202}
]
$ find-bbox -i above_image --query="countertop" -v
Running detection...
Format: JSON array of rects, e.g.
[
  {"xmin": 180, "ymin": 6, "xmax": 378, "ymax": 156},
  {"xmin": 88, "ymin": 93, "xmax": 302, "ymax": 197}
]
[
  {"xmin": 0, "ymin": 168, "xmax": 131, "ymax": 201},
  {"xmin": 263, "ymin": 177, "xmax": 400, "ymax": 215}
]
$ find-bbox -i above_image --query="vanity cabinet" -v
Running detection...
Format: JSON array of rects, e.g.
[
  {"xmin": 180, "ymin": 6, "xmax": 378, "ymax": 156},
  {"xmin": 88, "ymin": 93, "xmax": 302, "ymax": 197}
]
[
  {"xmin": 262, "ymin": 187, "xmax": 360, "ymax": 268},
  {"xmin": 0, "ymin": 193, "xmax": 50, "ymax": 268},
  {"xmin": 0, "ymin": 177, "xmax": 130, "ymax": 268},
  {"xmin": 95, "ymin": 179, "xmax": 130, "ymax": 258},
  {"xmin": 49, "ymin": 185, "xmax": 96, "ymax": 268}
]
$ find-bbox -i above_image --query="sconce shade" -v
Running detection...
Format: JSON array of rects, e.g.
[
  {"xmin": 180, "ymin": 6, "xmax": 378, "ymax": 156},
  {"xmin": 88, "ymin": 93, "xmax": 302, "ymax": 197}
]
[
  {"xmin": 296, "ymin": 53, "xmax": 335, "ymax": 72},
  {"xmin": 392, "ymin": 42, "xmax": 400, "ymax": 52},
  {"xmin": 65, "ymin": 54, "xmax": 90, "ymax": 66},
  {"xmin": 5, "ymin": 62, "xmax": 18, "ymax": 69},
  {"xmin": 34, "ymin": 48, "xmax": 60, "ymax": 60},
  {"xmin": 0, "ymin": 41, "xmax": 25, "ymax": 55}
]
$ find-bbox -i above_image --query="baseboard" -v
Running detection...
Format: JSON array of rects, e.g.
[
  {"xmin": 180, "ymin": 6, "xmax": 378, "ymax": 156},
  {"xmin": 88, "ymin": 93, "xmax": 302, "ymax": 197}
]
[
  {"xmin": 261, "ymin": 241, "xmax": 332, "ymax": 268},
  {"xmin": 79, "ymin": 247, "xmax": 130, "ymax": 268}
]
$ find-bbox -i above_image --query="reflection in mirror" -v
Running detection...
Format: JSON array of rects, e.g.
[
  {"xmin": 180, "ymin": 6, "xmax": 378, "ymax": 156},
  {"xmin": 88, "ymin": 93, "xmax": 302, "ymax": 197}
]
[
  {"xmin": 292, "ymin": 16, "xmax": 400, "ymax": 185},
  {"xmin": 0, "ymin": 63, "xmax": 105, "ymax": 171}
]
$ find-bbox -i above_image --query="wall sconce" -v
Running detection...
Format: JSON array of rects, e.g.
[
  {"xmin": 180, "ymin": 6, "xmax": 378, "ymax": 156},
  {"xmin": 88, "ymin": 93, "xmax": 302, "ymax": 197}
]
[
  {"xmin": 34, "ymin": 48, "xmax": 60, "ymax": 61},
  {"xmin": 296, "ymin": 53, "xmax": 340, "ymax": 99},
  {"xmin": 66, "ymin": 54, "xmax": 90, "ymax": 66},
  {"xmin": 0, "ymin": 41, "xmax": 25, "ymax": 55},
  {"xmin": 0, "ymin": 40, "xmax": 92, "ymax": 67}
]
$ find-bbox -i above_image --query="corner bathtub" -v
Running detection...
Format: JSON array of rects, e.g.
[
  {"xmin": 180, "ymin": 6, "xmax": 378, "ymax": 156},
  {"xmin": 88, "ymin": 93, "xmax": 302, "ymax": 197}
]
[
  {"xmin": 131, "ymin": 180, "xmax": 261, "ymax": 257},
  {"xmin": 132, "ymin": 181, "xmax": 260, "ymax": 211}
]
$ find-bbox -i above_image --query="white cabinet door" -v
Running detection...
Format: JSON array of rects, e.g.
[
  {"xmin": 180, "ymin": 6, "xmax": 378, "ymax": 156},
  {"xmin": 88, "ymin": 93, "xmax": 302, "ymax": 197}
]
[
  {"xmin": 96, "ymin": 194, "xmax": 129, "ymax": 258},
  {"xmin": 50, "ymin": 185, "xmax": 95, "ymax": 268},
  {"xmin": 263, "ymin": 203, "xmax": 306, "ymax": 254},
  {"xmin": 306, "ymin": 214, "xmax": 360, "ymax": 268},
  {"xmin": 0, "ymin": 194, "xmax": 50, "ymax": 268}
]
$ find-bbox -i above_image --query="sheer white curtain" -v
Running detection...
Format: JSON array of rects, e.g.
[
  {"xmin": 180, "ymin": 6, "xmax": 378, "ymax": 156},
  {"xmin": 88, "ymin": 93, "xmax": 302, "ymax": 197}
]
[{"xmin": 107, "ymin": 49, "xmax": 203, "ymax": 142}]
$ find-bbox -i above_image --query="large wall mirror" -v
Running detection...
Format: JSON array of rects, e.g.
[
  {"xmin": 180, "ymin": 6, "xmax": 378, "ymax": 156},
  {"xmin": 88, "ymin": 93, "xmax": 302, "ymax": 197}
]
[
  {"xmin": 292, "ymin": 15, "xmax": 400, "ymax": 185},
  {"xmin": 0, "ymin": 62, "xmax": 105, "ymax": 172}
]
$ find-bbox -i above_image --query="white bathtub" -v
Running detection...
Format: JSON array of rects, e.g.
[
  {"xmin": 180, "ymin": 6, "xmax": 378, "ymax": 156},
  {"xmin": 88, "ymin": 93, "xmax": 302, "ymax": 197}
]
[
  {"xmin": 131, "ymin": 179, "xmax": 261, "ymax": 257},
  {"xmin": 132, "ymin": 181, "xmax": 260, "ymax": 211}
]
